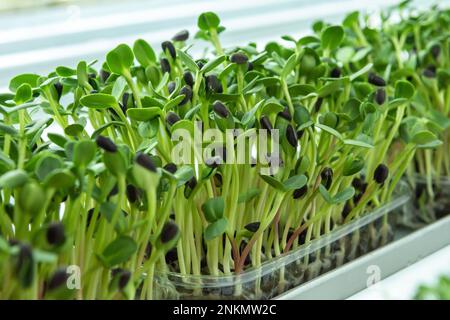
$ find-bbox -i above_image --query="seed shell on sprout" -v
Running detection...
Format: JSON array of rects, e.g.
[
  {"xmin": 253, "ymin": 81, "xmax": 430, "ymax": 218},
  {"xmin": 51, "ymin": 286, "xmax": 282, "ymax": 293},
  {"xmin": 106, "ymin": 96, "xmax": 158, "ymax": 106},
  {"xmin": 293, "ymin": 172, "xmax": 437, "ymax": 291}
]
[
  {"xmin": 118, "ymin": 270, "xmax": 131, "ymax": 289},
  {"xmin": 135, "ymin": 152, "xmax": 157, "ymax": 173},
  {"xmin": 46, "ymin": 222, "xmax": 66, "ymax": 246},
  {"xmin": 186, "ymin": 176, "xmax": 197, "ymax": 189},
  {"xmin": 430, "ymin": 44, "xmax": 440, "ymax": 59},
  {"xmin": 54, "ymin": 82, "xmax": 63, "ymax": 100},
  {"xmin": 161, "ymin": 220, "xmax": 179, "ymax": 243},
  {"xmin": 293, "ymin": 185, "xmax": 308, "ymax": 199},
  {"xmin": 163, "ymin": 162, "xmax": 178, "ymax": 174},
  {"xmin": 183, "ymin": 71, "xmax": 194, "ymax": 87},
  {"xmin": 213, "ymin": 101, "xmax": 230, "ymax": 118},
  {"xmin": 321, "ymin": 167, "xmax": 333, "ymax": 190},
  {"xmin": 100, "ymin": 69, "xmax": 110, "ymax": 82},
  {"xmin": 374, "ymin": 164, "xmax": 389, "ymax": 184},
  {"xmin": 278, "ymin": 106, "xmax": 292, "ymax": 121},
  {"xmin": 166, "ymin": 112, "xmax": 181, "ymax": 126},
  {"xmin": 423, "ymin": 65, "xmax": 436, "ymax": 78},
  {"xmin": 96, "ymin": 135, "xmax": 118, "ymax": 152},
  {"xmin": 172, "ymin": 29, "xmax": 189, "ymax": 42},
  {"xmin": 260, "ymin": 116, "xmax": 273, "ymax": 131},
  {"xmin": 368, "ymin": 73, "xmax": 386, "ymax": 86},
  {"xmin": 178, "ymin": 85, "xmax": 192, "ymax": 105},
  {"xmin": 314, "ymin": 97, "xmax": 323, "ymax": 112},
  {"xmin": 244, "ymin": 222, "xmax": 260, "ymax": 232},
  {"xmin": 160, "ymin": 58, "xmax": 171, "ymax": 74},
  {"xmin": 168, "ymin": 81, "xmax": 176, "ymax": 94},
  {"xmin": 126, "ymin": 184, "xmax": 140, "ymax": 203},
  {"xmin": 330, "ymin": 67, "xmax": 341, "ymax": 78},
  {"xmin": 161, "ymin": 41, "xmax": 177, "ymax": 59},
  {"xmin": 206, "ymin": 74, "xmax": 223, "ymax": 93},
  {"xmin": 47, "ymin": 268, "xmax": 69, "ymax": 291},
  {"xmin": 230, "ymin": 52, "xmax": 249, "ymax": 64},
  {"xmin": 286, "ymin": 124, "xmax": 298, "ymax": 148},
  {"xmin": 375, "ymin": 88, "xmax": 386, "ymax": 105}
]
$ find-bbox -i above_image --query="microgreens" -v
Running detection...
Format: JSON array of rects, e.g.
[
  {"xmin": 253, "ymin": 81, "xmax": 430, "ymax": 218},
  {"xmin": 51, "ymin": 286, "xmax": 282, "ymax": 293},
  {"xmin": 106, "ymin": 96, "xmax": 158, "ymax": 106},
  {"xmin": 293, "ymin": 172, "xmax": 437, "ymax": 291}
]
[{"xmin": 0, "ymin": 3, "xmax": 448, "ymax": 300}]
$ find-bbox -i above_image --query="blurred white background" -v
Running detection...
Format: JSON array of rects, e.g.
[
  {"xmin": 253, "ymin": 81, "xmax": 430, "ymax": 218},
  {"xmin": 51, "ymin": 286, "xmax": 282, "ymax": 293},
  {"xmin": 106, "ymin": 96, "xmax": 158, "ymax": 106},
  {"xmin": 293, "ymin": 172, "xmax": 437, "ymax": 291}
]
[{"xmin": 1, "ymin": 0, "xmax": 448, "ymax": 90}]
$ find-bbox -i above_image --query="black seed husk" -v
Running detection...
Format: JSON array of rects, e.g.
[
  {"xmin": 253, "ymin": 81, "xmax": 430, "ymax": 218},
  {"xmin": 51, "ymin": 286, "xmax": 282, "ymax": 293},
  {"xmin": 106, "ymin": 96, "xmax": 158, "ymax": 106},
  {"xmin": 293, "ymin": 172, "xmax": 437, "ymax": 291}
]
[
  {"xmin": 186, "ymin": 176, "xmax": 197, "ymax": 189},
  {"xmin": 161, "ymin": 220, "xmax": 179, "ymax": 243},
  {"xmin": 205, "ymin": 74, "xmax": 223, "ymax": 93},
  {"xmin": 286, "ymin": 124, "xmax": 298, "ymax": 148},
  {"xmin": 278, "ymin": 106, "xmax": 292, "ymax": 121},
  {"xmin": 165, "ymin": 248, "xmax": 178, "ymax": 264},
  {"xmin": 100, "ymin": 69, "xmax": 110, "ymax": 82},
  {"xmin": 54, "ymin": 82, "xmax": 63, "ymax": 101},
  {"xmin": 172, "ymin": 29, "xmax": 189, "ymax": 42},
  {"xmin": 293, "ymin": 185, "xmax": 308, "ymax": 199},
  {"xmin": 178, "ymin": 85, "xmax": 192, "ymax": 105},
  {"xmin": 230, "ymin": 52, "xmax": 248, "ymax": 64},
  {"xmin": 352, "ymin": 177, "xmax": 363, "ymax": 191},
  {"xmin": 314, "ymin": 97, "xmax": 323, "ymax": 112},
  {"xmin": 164, "ymin": 162, "xmax": 178, "ymax": 174},
  {"xmin": 16, "ymin": 244, "xmax": 34, "ymax": 287},
  {"xmin": 244, "ymin": 222, "xmax": 260, "ymax": 232},
  {"xmin": 213, "ymin": 173, "xmax": 223, "ymax": 188},
  {"xmin": 135, "ymin": 153, "xmax": 157, "ymax": 172},
  {"xmin": 96, "ymin": 135, "xmax": 117, "ymax": 153},
  {"xmin": 375, "ymin": 88, "xmax": 386, "ymax": 105},
  {"xmin": 183, "ymin": 71, "xmax": 194, "ymax": 87},
  {"xmin": 374, "ymin": 164, "xmax": 389, "ymax": 184},
  {"xmin": 423, "ymin": 65, "xmax": 436, "ymax": 78},
  {"xmin": 213, "ymin": 101, "xmax": 229, "ymax": 118},
  {"xmin": 167, "ymin": 81, "xmax": 176, "ymax": 94},
  {"xmin": 330, "ymin": 67, "xmax": 341, "ymax": 78},
  {"xmin": 160, "ymin": 58, "xmax": 171, "ymax": 74},
  {"xmin": 431, "ymin": 44, "xmax": 441, "ymax": 59},
  {"xmin": 260, "ymin": 116, "xmax": 273, "ymax": 131},
  {"xmin": 161, "ymin": 41, "xmax": 176, "ymax": 59},
  {"xmin": 166, "ymin": 112, "xmax": 181, "ymax": 126},
  {"xmin": 368, "ymin": 73, "xmax": 386, "ymax": 86},
  {"xmin": 47, "ymin": 268, "xmax": 68, "ymax": 291},
  {"xmin": 108, "ymin": 184, "xmax": 119, "ymax": 198},
  {"xmin": 46, "ymin": 222, "xmax": 66, "ymax": 246},
  {"xmin": 342, "ymin": 202, "xmax": 352, "ymax": 219},
  {"xmin": 321, "ymin": 167, "xmax": 333, "ymax": 190},
  {"xmin": 126, "ymin": 184, "xmax": 139, "ymax": 203},
  {"xmin": 118, "ymin": 270, "xmax": 131, "ymax": 290}
]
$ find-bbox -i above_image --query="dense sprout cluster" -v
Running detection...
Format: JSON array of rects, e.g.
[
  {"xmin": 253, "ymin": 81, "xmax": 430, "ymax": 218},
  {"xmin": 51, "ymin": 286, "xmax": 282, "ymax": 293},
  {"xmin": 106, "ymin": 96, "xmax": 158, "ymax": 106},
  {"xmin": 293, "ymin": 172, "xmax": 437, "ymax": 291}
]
[{"xmin": 0, "ymin": 3, "xmax": 448, "ymax": 299}]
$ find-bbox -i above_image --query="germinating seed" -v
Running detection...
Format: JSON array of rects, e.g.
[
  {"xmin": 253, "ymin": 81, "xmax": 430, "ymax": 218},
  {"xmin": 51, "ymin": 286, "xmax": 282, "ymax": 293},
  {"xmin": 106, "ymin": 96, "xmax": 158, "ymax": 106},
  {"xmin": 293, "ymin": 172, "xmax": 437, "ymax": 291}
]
[
  {"xmin": 172, "ymin": 29, "xmax": 189, "ymax": 42},
  {"xmin": 163, "ymin": 163, "xmax": 178, "ymax": 174},
  {"xmin": 213, "ymin": 101, "xmax": 229, "ymax": 118},
  {"xmin": 136, "ymin": 153, "xmax": 157, "ymax": 172},
  {"xmin": 166, "ymin": 112, "xmax": 181, "ymax": 126},
  {"xmin": 178, "ymin": 85, "xmax": 192, "ymax": 105},
  {"xmin": 96, "ymin": 135, "xmax": 118, "ymax": 152},
  {"xmin": 161, "ymin": 41, "xmax": 177, "ymax": 59},
  {"xmin": 374, "ymin": 164, "xmax": 389, "ymax": 184},
  {"xmin": 368, "ymin": 73, "xmax": 386, "ymax": 86},
  {"xmin": 230, "ymin": 52, "xmax": 249, "ymax": 64},
  {"xmin": 160, "ymin": 58, "xmax": 171, "ymax": 74},
  {"xmin": 161, "ymin": 221, "xmax": 179, "ymax": 243},
  {"xmin": 183, "ymin": 71, "xmax": 194, "ymax": 87},
  {"xmin": 46, "ymin": 223, "xmax": 66, "ymax": 246}
]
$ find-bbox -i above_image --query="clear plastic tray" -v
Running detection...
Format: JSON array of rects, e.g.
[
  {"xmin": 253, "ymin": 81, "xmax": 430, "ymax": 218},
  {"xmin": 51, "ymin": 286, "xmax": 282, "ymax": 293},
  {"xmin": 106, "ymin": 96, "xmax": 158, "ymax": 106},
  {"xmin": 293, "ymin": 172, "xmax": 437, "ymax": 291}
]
[{"xmin": 152, "ymin": 182, "xmax": 411, "ymax": 300}]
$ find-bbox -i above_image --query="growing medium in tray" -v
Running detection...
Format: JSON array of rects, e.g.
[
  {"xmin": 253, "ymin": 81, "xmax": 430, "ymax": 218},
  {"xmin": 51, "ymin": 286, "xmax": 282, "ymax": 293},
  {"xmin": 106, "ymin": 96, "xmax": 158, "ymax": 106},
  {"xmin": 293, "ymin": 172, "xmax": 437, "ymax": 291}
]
[{"xmin": 0, "ymin": 3, "xmax": 447, "ymax": 299}]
